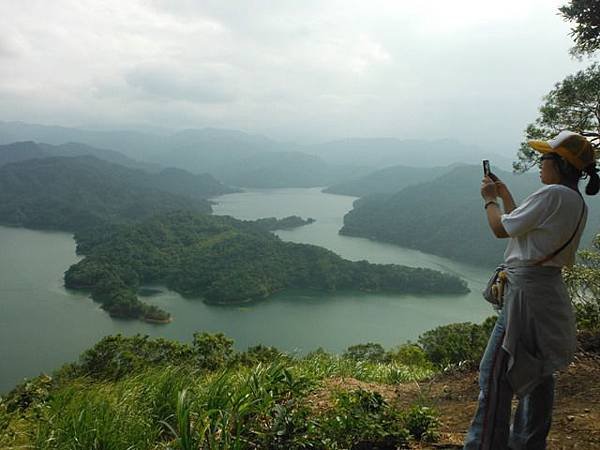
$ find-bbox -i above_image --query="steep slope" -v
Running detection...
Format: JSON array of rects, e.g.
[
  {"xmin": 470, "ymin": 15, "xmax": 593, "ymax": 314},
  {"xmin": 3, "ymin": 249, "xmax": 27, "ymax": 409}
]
[
  {"xmin": 0, "ymin": 156, "xmax": 214, "ymax": 231},
  {"xmin": 340, "ymin": 165, "xmax": 600, "ymax": 267},
  {"xmin": 324, "ymin": 164, "xmax": 457, "ymax": 197}
]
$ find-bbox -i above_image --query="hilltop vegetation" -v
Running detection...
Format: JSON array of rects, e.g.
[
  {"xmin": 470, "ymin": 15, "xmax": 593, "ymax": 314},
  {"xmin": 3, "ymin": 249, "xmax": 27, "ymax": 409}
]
[
  {"xmin": 65, "ymin": 211, "xmax": 469, "ymax": 322},
  {"xmin": 340, "ymin": 165, "xmax": 600, "ymax": 267},
  {"xmin": 0, "ymin": 317, "xmax": 500, "ymax": 449},
  {"xmin": 0, "ymin": 156, "xmax": 234, "ymax": 231}
]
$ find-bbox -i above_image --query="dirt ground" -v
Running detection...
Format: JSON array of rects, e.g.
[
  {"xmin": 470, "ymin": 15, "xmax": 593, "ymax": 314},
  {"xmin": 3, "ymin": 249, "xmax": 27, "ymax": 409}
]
[{"xmin": 312, "ymin": 334, "xmax": 600, "ymax": 449}]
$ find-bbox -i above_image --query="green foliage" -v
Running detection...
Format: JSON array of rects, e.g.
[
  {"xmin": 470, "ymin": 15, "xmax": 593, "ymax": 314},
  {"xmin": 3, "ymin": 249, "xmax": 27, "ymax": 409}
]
[
  {"xmin": 388, "ymin": 343, "xmax": 432, "ymax": 368},
  {"xmin": 514, "ymin": 64, "xmax": 600, "ymax": 172},
  {"xmin": 560, "ymin": 0, "xmax": 600, "ymax": 56},
  {"xmin": 418, "ymin": 317, "xmax": 497, "ymax": 368},
  {"xmin": 0, "ymin": 328, "xmax": 449, "ymax": 449},
  {"xmin": 318, "ymin": 389, "xmax": 411, "ymax": 449},
  {"xmin": 340, "ymin": 165, "xmax": 550, "ymax": 267},
  {"xmin": 402, "ymin": 404, "xmax": 440, "ymax": 442},
  {"xmin": 298, "ymin": 350, "xmax": 435, "ymax": 384},
  {"xmin": 0, "ymin": 156, "xmax": 213, "ymax": 231},
  {"xmin": 65, "ymin": 211, "xmax": 469, "ymax": 321},
  {"xmin": 193, "ymin": 332, "xmax": 235, "ymax": 370},
  {"xmin": 3, "ymin": 375, "xmax": 53, "ymax": 413},
  {"xmin": 77, "ymin": 334, "xmax": 194, "ymax": 381},
  {"xmin": 343, "ymin": 343, "xmax": 387, "ymax": 363},
  {"xmin": 564, "ymin": 236, "xmax": 600, "ymax": 331},
  {"xmin": 239, "ymin": 344, "xmax": 288, "ymax": 366}
]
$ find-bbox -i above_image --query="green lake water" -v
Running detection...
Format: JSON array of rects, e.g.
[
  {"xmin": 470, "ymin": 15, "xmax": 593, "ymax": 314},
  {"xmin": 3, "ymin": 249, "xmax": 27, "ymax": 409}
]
[{"xmin": 0, "ymin": 188, "xmax": 494, "ymax": 393}]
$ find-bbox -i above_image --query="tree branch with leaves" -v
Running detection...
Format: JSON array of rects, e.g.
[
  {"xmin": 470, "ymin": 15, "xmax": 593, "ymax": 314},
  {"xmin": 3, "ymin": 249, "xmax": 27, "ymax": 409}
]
[
  {"xmin": 559, "ymin": 0, "xmax": 600, "ymax": 57},
  {"xmin": 513, "ymin": 63, "xmax": 600, "ymax": 172}
]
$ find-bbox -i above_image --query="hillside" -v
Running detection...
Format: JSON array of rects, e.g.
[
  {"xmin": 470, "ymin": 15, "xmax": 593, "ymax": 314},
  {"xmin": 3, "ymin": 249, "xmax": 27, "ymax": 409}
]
[
  {"xmin": 0, "ymin": 140, "xmax": 159, "ymax": 171},
  {"xmin": 324, "ymin": 164, "xmax": 456, "ymax": 197},
  {"xmin": 214, "ymin": 151, "xmax": 369, "ymax": 188},
  {"xmin": 1, "ymin": 327, "xmax": 598, "ymax": 449},
  {"xmin": 340, "ymin": 165, "xmax": 600, "ymax": 267},
  {"xmin": 64, "ymin": 211, "xmax": 469, "ymax": 321},
  {"xmin": 0, "ymin": 156, "xmax": 215, "ymax": 231}
]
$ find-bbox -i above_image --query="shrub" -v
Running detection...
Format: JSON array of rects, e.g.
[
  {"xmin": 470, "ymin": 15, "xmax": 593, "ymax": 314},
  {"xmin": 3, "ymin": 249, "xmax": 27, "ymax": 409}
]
[
  {"xmin": 418, "ymin": 317, "xmax": 496, "ymax": 368},
  {"xmin": 192, "ymin": 332, "xmax": 235, "ymax": 370},
  {"xmin": 4, "ymin": 374, "xmax": 53, "ymax": 413},
  {"xmin": 403, "ymin": 404, "xmax": 440, "ymax": 442},
  {"xmin": 319, "ymin": 389, "xmax": 410, "ymax": 449},
  {"xmin": 564, "ymin": 243, "xmax": 600, "ymax": 331},
  {"xmin": 387, "ymin": 343, "xmax": 432, "ymax": 368},
  {"xmin": 77, "ymin": 334, "xmax": 194, "ymax": 380},
  {"xmin": 239, "ymin": 344, "xmax": 287, "ymax": 366},
  {"xmin": 343, "ymin": 343, "xmax": 387, "ymax": 362}
]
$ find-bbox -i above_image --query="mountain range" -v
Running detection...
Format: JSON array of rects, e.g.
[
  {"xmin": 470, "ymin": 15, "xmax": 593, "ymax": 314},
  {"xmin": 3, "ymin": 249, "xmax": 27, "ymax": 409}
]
[{"xmin": 0, "ymin": 121, "xmax": 513, "ymax": 188}]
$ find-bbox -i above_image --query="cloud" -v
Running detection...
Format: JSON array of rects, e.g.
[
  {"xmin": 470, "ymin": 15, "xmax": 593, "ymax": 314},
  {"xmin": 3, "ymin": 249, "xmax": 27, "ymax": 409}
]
[
  {"xmin": 0, "ymin": 0, "xmax": 591, "ymax": 153},
  {"xmin": 125, "ymin": 64, "xmax": 235, "ymax": 103}
]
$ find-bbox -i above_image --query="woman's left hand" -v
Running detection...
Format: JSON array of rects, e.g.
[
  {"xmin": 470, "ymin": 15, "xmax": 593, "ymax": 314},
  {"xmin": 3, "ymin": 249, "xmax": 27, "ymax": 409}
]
[{"xmin": 481, "ymin": 176, "xmax": 498, "ymax": 201}]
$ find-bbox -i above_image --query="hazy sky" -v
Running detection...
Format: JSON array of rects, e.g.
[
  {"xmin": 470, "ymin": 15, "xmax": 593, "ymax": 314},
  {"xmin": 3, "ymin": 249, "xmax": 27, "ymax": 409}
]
[{"xmin": 0, "ymin": 0, "xmax": 593, "ymax": 154}]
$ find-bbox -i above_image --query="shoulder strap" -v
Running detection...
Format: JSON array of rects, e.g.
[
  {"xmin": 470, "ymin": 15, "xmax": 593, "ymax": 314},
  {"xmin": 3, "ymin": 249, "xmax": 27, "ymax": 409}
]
[{"xmin": 534, "ymin": 191, "xmax": 586, "ymax": 266}]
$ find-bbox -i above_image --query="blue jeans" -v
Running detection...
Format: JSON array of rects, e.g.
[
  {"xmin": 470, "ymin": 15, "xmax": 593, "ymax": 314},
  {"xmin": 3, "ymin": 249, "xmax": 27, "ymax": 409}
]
[{"xmin": 464, "ymin": 310, "xmax": 555, "ymax": 450}]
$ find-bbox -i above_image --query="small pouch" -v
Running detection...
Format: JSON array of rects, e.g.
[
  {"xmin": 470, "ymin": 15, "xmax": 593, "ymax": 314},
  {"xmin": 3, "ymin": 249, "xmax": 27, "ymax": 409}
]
[{"xmin": 483, "ymin": 264, "xmax": 507, "ymax": 309}]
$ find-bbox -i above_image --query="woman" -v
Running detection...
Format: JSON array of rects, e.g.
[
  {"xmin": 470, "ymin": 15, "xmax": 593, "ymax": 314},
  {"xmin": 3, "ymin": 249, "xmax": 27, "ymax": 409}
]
[{"xmin": 463, "ymin": 130, "xmax": 599, "ymax": 450}]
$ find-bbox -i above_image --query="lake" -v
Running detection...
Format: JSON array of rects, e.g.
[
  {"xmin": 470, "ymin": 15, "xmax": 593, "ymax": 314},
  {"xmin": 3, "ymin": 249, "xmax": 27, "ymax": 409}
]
[{"xmin": 0, "ymin": 188, "xmax": 493, "ymax": 393}]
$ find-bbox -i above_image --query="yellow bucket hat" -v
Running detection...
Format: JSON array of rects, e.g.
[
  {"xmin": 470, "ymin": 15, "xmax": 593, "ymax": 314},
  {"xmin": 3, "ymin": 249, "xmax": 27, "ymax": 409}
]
[{"xmin": 528, "ymin": 130, "xmax": 595, "ymax": 171}]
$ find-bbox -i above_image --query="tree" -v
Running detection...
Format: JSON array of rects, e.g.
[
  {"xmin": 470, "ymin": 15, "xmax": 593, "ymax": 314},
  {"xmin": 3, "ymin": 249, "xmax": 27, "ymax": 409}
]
[
  {"xmin": 193, "ymin": 332, "xmax": 235, "ymax": 370},
  {"xmin": 559, "ymin": 0, "xmax": 600, "ymax": 56},
  {"xmin": 513, "ymin": 63, "xmax": 600, "ymax": 172},
  {"xmin": 563, "ymin": 235, "xmax": 600, "ymax": 331}
]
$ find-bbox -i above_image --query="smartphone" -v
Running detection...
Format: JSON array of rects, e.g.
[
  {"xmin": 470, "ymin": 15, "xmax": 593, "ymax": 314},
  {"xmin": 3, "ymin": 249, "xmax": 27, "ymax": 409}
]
[
  {"xmin": 482, "ymin": 160, "xmax": 499, "ymax": 181},
  {"xmin": 483, "ymin": 160, "xmax": 490, "ymax": 177}
]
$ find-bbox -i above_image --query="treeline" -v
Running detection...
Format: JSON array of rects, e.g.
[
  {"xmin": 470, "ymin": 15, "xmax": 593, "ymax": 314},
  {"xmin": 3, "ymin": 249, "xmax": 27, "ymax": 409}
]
[{"xmin": 65, "ymin": 211, "xmax": 469, "ymax": 321}]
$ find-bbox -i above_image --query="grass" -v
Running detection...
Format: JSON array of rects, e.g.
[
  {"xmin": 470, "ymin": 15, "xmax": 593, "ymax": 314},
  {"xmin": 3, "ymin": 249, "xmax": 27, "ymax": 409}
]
[{"xmin": 1, "ymin": 352, "xmax": 437, "ymax": 450}]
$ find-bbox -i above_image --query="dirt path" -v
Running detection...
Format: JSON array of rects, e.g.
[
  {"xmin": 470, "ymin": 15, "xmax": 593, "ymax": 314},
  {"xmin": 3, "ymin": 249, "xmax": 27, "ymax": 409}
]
[
  {"xmin": 313, "ymin": 349, "xmax": 600, "ymax": 449},
  {"xmin": 413, "ymin": 351, "xmax": 600, "ymax": 449}
]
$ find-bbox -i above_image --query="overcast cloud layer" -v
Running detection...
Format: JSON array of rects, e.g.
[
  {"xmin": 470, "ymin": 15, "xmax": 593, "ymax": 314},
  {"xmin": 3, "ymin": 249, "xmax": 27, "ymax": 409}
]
[{"xmin": 0, "ymin": 0, "xmax": 593, "ymax": 154}]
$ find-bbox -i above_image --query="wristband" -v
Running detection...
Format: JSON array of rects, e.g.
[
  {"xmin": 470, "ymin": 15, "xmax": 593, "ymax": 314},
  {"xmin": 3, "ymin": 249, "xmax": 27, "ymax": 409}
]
[{"xmin": 484, "ymin": 200, "xmax": 499, "ymax": 210}]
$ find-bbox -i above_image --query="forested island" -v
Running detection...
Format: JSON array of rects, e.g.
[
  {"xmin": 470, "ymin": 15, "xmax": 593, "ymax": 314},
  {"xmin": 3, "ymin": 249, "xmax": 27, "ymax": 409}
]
[
  {"xmin": 250, "ymin": 215, "xmax": 316, "ymax": 231},
  {"xmin": 65, "ymin": 211, "xmax": 469, "ymax": 322}
]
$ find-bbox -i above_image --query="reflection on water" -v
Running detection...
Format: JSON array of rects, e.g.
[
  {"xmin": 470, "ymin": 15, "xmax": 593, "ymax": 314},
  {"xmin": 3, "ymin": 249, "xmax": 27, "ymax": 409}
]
[{"xmin": 0, "ymin": 187, "xmax": 495, "ymax": 393}]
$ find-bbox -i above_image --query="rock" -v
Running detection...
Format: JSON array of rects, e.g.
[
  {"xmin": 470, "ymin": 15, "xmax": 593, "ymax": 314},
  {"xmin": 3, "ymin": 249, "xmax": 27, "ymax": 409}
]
[{"xmin": 567, "ymin": 415, "xmax": 575, "ymax": 422}]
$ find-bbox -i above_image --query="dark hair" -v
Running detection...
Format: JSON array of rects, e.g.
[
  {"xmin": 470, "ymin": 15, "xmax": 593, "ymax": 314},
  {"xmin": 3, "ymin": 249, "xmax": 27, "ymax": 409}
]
[
  {"xmin": 552, "ymin": 154, "xmax": 599, "ymax": 195},
  {"xmin": 584, "ymin": 164, "xmax": 600, "ymax": 195}
]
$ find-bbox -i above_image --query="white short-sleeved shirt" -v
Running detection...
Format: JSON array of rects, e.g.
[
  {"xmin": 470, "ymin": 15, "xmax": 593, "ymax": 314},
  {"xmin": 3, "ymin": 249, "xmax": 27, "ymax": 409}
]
[{"xmin": 501, "ymin": 184, "xmax": 587, "ymax": 267}]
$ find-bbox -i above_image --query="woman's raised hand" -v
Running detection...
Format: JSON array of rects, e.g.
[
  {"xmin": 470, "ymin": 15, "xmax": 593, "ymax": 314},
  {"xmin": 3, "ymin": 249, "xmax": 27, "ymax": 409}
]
[{"xmin": 481, "ymin": 176, "xmax": 499, "ymax": 201}]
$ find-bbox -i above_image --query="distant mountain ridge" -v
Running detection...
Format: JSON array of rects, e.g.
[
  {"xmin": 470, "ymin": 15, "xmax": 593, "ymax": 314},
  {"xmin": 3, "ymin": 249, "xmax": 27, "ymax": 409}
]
[
  {"xmin": 214, "ymin": 151, "xmax": 370, "ymax": 188},
  {"xmin": 324, "ymin": 164, "xmax": 460, "ymax": 197},
  {"xmin": 0, "ymin": 141, "xmax": 160, "ymax": 172},
  {"xmin": 0, "ymin": 122, "xmax": 514, "ymax": 187}
]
